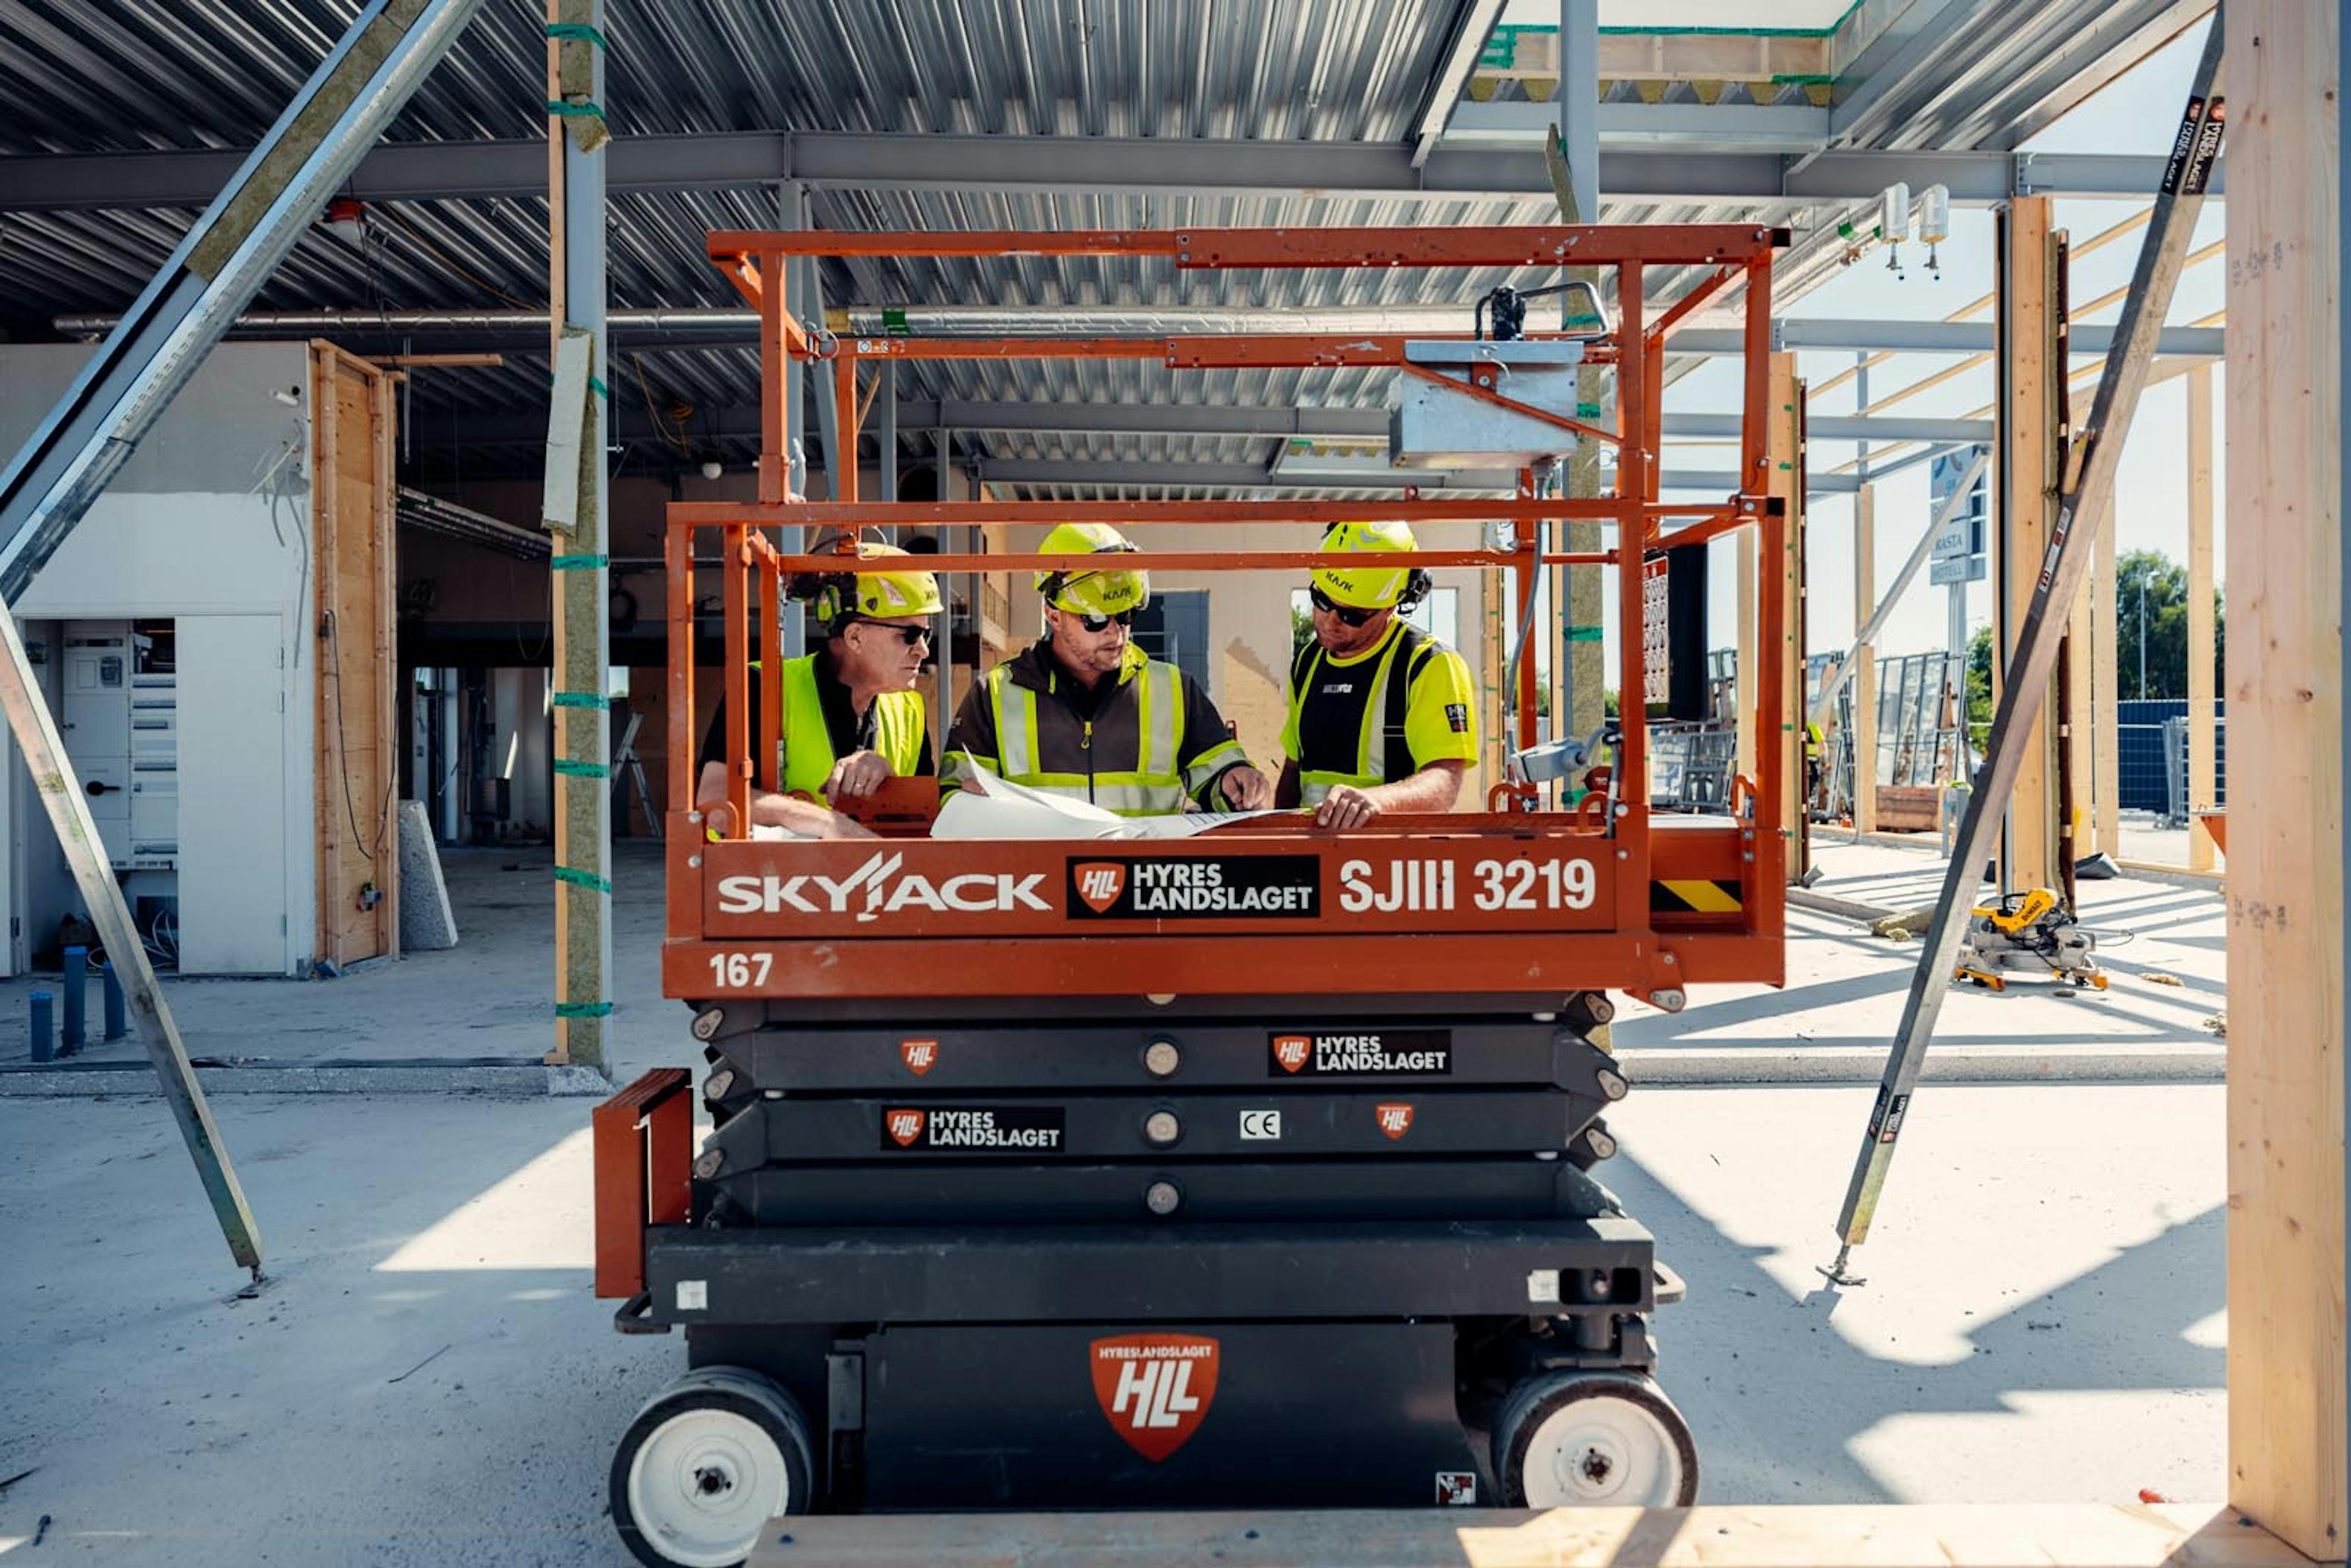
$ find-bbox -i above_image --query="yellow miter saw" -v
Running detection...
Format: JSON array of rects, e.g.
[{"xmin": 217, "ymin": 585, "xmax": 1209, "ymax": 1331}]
[{"xmin": 1954, "ymin": 888, "xmax": 2110, "ymax": 991}]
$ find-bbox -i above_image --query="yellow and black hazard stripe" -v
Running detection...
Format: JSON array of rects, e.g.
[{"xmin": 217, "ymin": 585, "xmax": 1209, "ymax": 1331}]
[{"xmin": 1650, "ymin": 878, "xmax": 1744, "ymax": 914}]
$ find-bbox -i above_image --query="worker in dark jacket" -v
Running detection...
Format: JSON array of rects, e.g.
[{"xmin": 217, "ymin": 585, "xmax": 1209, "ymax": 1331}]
[
  {"xmin": 943, "ymin": 523, "xmax": 1269, "ymax": 816},
  {"xmin": 1278, "ymin": 519, "xmax": 1479, "ymax": 829},
  {"xmin": 696, "ymin": 544, "xmax": 940, "ymax": 841}
]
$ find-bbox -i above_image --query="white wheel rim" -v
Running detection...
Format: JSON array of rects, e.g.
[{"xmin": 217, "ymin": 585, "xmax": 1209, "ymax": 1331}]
[
  {"xmin": 627, "ymin": 1406, "xmax": 790, "ymax": 1568},
  {"xmin": 1520, "ymin": 1391, "xmax": 1684, "ymax": 1507}
]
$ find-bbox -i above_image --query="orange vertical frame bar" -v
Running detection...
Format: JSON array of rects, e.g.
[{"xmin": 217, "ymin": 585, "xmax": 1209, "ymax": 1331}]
[
  {"xmin": 1611, "ymin": 261, "xmax": 1652, "ymax": 946},
  {"xmin": 836, "ymin": 361, "xmax": 861, "ymax": 504},
  {"xmin": 1743, "ymin": 257, "xmax": 1787, "ymax": 937},
  {"xmin": 758, "ymin": 250, "xmax": 789, "ymax": 506},
  {"xmin": 723, "ymin": 525, "xmax": 751, "ymax": 831},
  {"xmin": 759, "ymin": 542, "xmax": 783, "ymax": 794}
]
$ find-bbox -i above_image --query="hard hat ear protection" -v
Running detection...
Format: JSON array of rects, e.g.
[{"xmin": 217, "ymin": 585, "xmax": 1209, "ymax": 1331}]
[
  {"xmin": 1318, "ymin": 521, "xmax": 1432, "ymax": 611},
  {"xmin": 786, "ymin": 569, "xmax": 859, "ymax": 633}
]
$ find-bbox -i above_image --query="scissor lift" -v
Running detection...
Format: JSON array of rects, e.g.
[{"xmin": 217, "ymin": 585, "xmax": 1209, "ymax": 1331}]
[{"xmin": 593, "ymin": 220, "xmax": 1789, "ymax": 1568}]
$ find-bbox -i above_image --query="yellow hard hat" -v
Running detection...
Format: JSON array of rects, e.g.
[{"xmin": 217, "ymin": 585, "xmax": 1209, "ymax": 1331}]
[
  {"xmin": 1312, "ymin": 519, "xmax": 1426, "ymax": 611},
  {"xmin": 1035, "ymin": 522, "xmax": 1150, "ymax": 618},
  {"xmin": 812, "ymin": 542, "xmax": 942, "ymax": 625}
]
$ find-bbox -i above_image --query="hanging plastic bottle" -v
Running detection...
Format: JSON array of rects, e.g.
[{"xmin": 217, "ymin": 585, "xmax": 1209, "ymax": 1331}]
[
  {"xmin": 1878, "ymin": 183, "xmax": 1911, "ymax": 280},
  {"xmin": 1918, "ymin": 184, "xmax": 1952, "ymax": 280}
]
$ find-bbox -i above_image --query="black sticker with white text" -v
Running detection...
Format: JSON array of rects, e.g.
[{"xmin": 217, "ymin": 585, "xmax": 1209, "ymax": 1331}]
[
  {"xmin": 1270, "ymin": 1029, "xmax": 1453, "ymax": 1077},
  {"xmin": 882, "ymin": 1105, "xmax": 1066, "ymax": 1151}
]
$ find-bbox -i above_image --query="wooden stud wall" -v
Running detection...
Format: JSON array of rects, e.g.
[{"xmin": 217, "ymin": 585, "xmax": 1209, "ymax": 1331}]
[
  {"xmin": 307, "ymin": 343, "xmax": 400, "ymax": 968},
  {"xmin": 1853, "ymin": 484, "xmax": 1877, "ymax": 835},
  {"xmin": 1996, "ymin": 198, "xmax": 2063, "ymax": 894},
  {"xmin": 2186, "ymin": 364, "xmax": 2217, "ymax": 872}
]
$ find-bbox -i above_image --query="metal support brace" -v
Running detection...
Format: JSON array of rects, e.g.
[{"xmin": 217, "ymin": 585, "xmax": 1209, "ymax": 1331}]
[
  {"xmin": 0, "ymin": 0, "xmax": 486, "ymax": 1281},
  {"xmin": 1825, "ymin": 20, "xmax": 2228, "ymax": 1283}
]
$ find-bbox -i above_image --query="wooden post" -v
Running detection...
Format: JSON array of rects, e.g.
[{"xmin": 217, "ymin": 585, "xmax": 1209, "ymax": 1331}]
[
  {"xmin": 2225, "ymin": 4, "xmax": 2349, "ymax": 1554},
  {"xmin": 1996, "ymin": 196, "xmax": 2062, "ymax": 892},
  {"xmin": 1853, "ymin": 484, "xmax": 1877, "ymax": 834},
  {"xmin": 2186, "ymin": 363, "xmax": 2217, "ymax": 871},
  {"xmin": 1766, "ymin": 352, "xmax": 1806, "ymax": 875},
  {"xmin": 2092, "ymin": 491, "xmax": 2120, "ymax": 856}
]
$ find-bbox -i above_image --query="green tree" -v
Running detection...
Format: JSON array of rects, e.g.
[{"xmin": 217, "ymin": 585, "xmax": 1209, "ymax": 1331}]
[
  {"xmin": 2116, "ymin": 548, "xmax": 2224, "ymax": 701},
  {"xmin": 1966, "ymin": 549, "xmax": 2222, "ymax": 725}
]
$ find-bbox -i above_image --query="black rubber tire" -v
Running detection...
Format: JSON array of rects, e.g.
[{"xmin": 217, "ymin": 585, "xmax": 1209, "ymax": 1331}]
[
  {"xmin": 1492, "ymin": 1369, "xmax": 1698, "ymax": 1508},
  {"xmin": 611, "ymin": 1366, "xmax": 816, "ymax": 1568}
]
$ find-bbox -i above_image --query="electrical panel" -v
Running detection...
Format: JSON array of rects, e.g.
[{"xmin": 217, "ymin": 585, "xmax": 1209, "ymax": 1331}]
[{"xmin": 59, "ymin": 619, "xmax": 177, "ymax": 873}]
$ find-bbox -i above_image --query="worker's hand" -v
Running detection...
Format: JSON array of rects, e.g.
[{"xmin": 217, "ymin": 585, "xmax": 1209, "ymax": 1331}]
[
  {"xmin": 824, "ymin": 749, "xmax": 895, "ymax": 800},
  {"xmin": 1315, "ymin": 783, "xmax": 1380, "ymax": 831},
  {"xmin": 699, "ymin": 799, "xmax": 736, "ymax": 840},
  {"xmin": 1218, "ymin": 767, "xmax": 1272, "ymax": 811}
]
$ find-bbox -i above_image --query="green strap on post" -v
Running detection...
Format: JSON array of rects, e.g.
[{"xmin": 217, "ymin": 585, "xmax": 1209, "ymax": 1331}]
[
  {"xmin": 1564, "ymin": 625, "xmax": 1604, "ymax": 643},
  {"xmin": 552, "ymin": 690, "xmax": 612, "ymax": 709},
  {"xmin": 546, "ymin": 99, "xmax": 608, "ymax": 121},
  {"xmin": 556, "ymin": 1001, "xmax": 615, "ymax": 1020},
  {"xmin": 551, "ymin": 553, "xmax": 609, "ymax": 570},
  {"xmin": 555, "ymin": 865, "xmax": 612, "ymax": 894},
  {"xmin": 553, "ymin": 759, "xmax": 609, "ymax": 779},
  {"xmin": 544, "ymin": 22, "xmax": 608, "ymax": 46}
]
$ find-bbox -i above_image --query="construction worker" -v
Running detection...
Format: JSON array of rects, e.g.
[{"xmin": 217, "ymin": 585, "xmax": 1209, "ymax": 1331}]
[
  {"xmin": 942, "ymin": 523, "xmax": 1270, "ymax": 814},
  {"xmin": 1278, "ymin": 519, "xmax": 1479, "ymax": 829},
  {"xmin": 695, "ymin": 544, "xmax": 941, "ymax": 841}
]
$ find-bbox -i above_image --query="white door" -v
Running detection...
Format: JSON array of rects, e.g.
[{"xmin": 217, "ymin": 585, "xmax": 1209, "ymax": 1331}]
[{"xmin": 177, "ymin": 615, "xmax": 287, "ymax": 973}]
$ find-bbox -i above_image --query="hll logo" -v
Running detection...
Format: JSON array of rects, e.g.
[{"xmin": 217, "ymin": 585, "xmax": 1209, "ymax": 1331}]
[
  {"xmin": 885, "ymin": 1109, "xmax": 926, "ymax": 1147},
  {"xmin": 1272, "ymin": 1035, "xmax": 1312, "ymax": 1073},
  {"xmin": 1089, "ymin": 1334, "xmax": 1220, "ymax": 1461},
  {"xmin": 901, "ymin": 1039, "xmax": 938, "ymax": 1076},
  {"xmin": 1376, "ymin": 1103, "xmax": 1415, "ymax": 1139},
  {"xmin": 1074, "ymin": 862, "xmax": 1128, "ymax": 913}
]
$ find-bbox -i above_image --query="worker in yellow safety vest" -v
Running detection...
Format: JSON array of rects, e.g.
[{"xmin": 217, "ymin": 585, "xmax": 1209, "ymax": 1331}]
[
  {"xmin": 942, "ymin": 523, "xmax": 1271, "ymax": 815},
  {"xmin": 1278, "ymin": 520, "xmax": 1480, "ymax": 829},
  {"xmin": 696, "ymin": 544, "xmax": 941, "ymax": 841}
]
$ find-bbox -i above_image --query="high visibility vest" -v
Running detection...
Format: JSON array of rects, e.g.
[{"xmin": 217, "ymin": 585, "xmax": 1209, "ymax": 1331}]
[
  {"xmin": 976, "ymin": 650, "xmax": 1232, "ymax": 816},
  {"xmin": 1287, "ymin": 624, "xmax": 1441, "ymax": 806},
  {"xmin": 775, "ymin": 654, "xmax": 925, "ymax": 803}
]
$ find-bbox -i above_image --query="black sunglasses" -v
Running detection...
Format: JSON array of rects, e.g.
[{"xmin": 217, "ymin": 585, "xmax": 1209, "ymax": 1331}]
[
  {"xmin": 1309, "ymin": 585, "xmax": 1379, "ymax": 628},
  {"xmin": 847, "ymin": 619, "xmax": 932, "ymax": 647},
  {"xmin": 1072, "ymin": 609, "xmax": 1136, "ymax": 633}
]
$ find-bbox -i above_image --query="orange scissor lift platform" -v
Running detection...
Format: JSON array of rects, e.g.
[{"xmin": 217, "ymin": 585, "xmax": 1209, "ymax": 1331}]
[{"xmin": 597, "ymin": 221, "xmax": 1789, "ymax": 1566}]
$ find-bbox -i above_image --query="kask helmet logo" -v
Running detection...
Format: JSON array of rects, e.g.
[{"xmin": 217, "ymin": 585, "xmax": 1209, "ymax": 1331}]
[{"xmin": 1089, "ymin": 1334, "xmax": 1220, "ymax": 1462}]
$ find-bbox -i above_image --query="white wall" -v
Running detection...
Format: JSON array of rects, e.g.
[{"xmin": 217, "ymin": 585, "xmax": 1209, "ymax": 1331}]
[{"xmin": 0, "ymin": 344, "xmax": 317, "ymax": 976}]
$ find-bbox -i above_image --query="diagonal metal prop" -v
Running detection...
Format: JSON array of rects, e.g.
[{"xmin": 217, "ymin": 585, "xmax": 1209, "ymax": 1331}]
[
  {"xmin": 1824, "ymin": 14, "xmax": 2228, "ymax": 1284},
  {"xmin": 0, "ymin": 0, "xmax": 487, "ymax": 1280}
]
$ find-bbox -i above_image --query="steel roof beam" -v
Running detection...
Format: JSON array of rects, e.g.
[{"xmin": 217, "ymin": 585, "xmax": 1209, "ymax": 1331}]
[
  {"xmin": 0, "ymin": 133, "xmax": 2219, "ymax": 214},
  {"xmin": 974, "ymin": 457, "xmax": 1863, "ymax": 495},
  {"xmin": 432, "ymin": 400, "xmax": 1991, "ymax": 450}
]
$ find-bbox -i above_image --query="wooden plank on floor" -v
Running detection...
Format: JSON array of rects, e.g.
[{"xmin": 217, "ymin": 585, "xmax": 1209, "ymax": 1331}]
[
  {"xmin": 2224, "ymin": 3, "xmax": 2350, "ymax": 1557},
  {"xmin": 749, "ymin": 1503, "xmax": 2300, "ymax": 1568}
]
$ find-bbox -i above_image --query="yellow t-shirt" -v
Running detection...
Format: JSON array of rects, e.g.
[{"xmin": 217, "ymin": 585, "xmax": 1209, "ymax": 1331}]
[{"xmin": 1282, "ymin": 621, "xmax": 1477, "ymax": 791}]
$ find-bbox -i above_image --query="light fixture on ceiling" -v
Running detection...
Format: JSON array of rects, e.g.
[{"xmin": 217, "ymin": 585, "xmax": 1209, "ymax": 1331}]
[
  {"xmin": 700, "ymin": 459, "xmax": 723, "ymax": 481},
  {"xmin": 323, "ymin": 196, "xmax": 367, "ymax": 246}
]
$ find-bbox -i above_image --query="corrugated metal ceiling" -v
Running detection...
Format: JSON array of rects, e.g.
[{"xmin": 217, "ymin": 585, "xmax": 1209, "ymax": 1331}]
[{"xmin": 0, "ymin": 0, "xmax": 2187, "ymax": 487}]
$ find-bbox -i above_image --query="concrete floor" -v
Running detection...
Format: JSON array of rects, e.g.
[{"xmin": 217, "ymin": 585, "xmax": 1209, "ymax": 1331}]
[
  {"xmin": 0, "ymin": 1084, "xmax": 2225, "ymax": 1562},
  {"xmin": 0, "ymin": 832, "xmax": 2232, "ymax": 1560}
]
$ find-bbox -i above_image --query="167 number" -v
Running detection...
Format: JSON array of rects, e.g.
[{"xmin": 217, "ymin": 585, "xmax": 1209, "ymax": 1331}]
[{"xmin": 707, "ymin": 951, "xmax": 773, "ymax": 989}]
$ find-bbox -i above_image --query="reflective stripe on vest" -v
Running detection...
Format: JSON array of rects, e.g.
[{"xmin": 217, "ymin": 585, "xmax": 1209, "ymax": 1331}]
[
  {"xmin": 984, "ymin": 657, "xmax": 1191, "ymax": 816},
  {"xmin": 1289, "ymin": 626, "xmax": 1432, "ymax": 806},
  {"xmin": 775, "ymin": 653, "xmax": 925, "ymax": 803}
]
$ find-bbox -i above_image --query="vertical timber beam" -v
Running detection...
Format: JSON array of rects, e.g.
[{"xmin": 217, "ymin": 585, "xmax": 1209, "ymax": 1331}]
[
  {"xmin": 546, "ymin": 0, "xmax": 610, "ymax": 1071},
  {"xmin": 2226, "ymin": 4, "xmax": 2348, "ymax": 1553},
  {"xmin": 1767, "ymin": 352, "xmax": 1807, "ymax": 875},
  {"xmin": 2187, "ymin": 362, "xmax": 2217, "ymax": 871},
  {"xmin": 1996, "ymin": 196, "xmax": 2064, "ymax": 893},
  {"xmin": 1854, "ymin": 483, "xmax": 1879, "ymax": 835}
]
